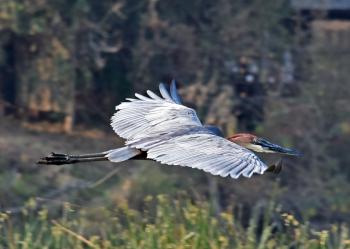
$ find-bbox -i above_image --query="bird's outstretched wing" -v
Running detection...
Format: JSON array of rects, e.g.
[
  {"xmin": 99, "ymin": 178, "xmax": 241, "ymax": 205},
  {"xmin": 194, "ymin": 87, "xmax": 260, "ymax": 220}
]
[{"xmin": 111, "ymin": 81, "xmax": 267, "ymax": 178}]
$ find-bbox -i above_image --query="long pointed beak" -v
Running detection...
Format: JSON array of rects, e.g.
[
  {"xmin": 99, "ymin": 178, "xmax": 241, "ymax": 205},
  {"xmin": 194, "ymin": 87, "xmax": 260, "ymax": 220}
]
[{"xmin": 255, "ymin": 138, "xmax": 302, "ymax": 156}]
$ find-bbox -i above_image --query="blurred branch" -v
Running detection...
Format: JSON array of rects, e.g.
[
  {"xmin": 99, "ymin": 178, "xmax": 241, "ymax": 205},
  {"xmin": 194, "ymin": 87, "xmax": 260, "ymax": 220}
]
[{"xmin": 51, "ymin": 220, "xmax": 98, "ymax": 248}]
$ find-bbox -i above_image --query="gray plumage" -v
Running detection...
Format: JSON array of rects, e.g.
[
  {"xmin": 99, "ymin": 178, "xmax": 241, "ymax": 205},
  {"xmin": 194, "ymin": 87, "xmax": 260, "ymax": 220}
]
[
  {"xmin": 106, "ymin": 147, "xmax": 141, "ymax": 162},
  {"xmin": 110, "ymin": 82, "xmax": 268, "ymax": 179}
]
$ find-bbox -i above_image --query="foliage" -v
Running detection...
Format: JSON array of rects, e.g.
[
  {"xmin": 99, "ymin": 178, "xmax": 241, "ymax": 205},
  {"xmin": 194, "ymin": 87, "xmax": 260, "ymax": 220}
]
[
  {"xmin": 1, "ymin": 195, "xmax": 350, "ymax": 249},
  {"xmin": 1, "ymin": 0, "xmax": 350, "ymax": 241}
]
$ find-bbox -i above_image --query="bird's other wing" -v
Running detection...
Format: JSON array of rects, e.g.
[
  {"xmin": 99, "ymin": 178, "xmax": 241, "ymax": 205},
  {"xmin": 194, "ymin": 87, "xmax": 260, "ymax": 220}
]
[
  {"xmin": 127, "ymin": 130, "xmax": 268, "ymax": 178},
  {"xmin": 204, "ymin": 125, "xmax": 224, "ymax": 137},
  {"xmin": 111, "ymin": 82, "xmax": 202, "ymax": 141},
  {"xmin": 169, "ymin": 80, "xmax": 182, "ymax": 104}
]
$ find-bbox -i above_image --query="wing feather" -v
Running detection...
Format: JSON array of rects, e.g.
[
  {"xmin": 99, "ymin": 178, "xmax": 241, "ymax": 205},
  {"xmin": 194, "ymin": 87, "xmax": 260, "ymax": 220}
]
[
  {"xmin": 159, "ymin": 83, "xmax": 174, "ymax": 102},
  {"xmin": 111, "ymin": 83, "xmax": 268, "ymax": 179},
  {"xmin": 135, "ymin": 93, "xmax": 152, "ymax": 101},
  {"xmin": 139, "ymin": 133, "xmax": 267, "ymax": 178},
  {"xmin": 146, "ymin": 90, "xmax": 163, "ymax": 100},
  {"xmin": 170, "ymin": 80, "xmax": 182, "ymax": 104}
]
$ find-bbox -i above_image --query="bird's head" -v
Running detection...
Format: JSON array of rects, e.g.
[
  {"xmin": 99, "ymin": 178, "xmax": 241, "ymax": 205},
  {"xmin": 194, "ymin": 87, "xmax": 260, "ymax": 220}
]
[{"xmin": 228, "ymin": 133, "xmax": 301, "ymax": 156}]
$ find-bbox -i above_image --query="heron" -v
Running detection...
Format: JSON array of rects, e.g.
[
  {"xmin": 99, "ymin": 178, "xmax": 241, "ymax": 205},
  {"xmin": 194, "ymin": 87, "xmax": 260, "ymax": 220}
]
[{"xmin": 38, "ymin": 81, "xmax": 300, "ymax": 179}]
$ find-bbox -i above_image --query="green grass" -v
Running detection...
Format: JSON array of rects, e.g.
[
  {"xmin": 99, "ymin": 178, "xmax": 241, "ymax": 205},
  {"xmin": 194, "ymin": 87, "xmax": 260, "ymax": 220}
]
[{"xmin": 1, "ymin": 196, "xmax": 349, "ymax": 249}]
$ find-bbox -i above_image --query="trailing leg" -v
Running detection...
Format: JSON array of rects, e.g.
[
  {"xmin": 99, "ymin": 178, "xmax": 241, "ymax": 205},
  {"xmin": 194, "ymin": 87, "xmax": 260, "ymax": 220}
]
[
  {"xmin": 38, "ymin": 147, "xmax": 142, "ymax": 165},
  {"xmin": 37, "ymin": 152, "xmax": 109, "ymax": 165}
]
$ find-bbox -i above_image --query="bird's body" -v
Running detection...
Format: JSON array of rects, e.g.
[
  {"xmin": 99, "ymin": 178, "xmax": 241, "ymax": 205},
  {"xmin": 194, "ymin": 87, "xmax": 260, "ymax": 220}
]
[{"xmin": 39, "ymin": 81, "xmax": 300, "ymax": 179}]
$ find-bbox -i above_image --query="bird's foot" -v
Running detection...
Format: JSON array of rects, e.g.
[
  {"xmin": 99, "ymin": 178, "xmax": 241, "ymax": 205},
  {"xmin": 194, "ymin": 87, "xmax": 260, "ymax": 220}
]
[
  {"xmin": 266, "ymin": 159, "xmax": 283, "ymax": 174},
  {"xmin": 37, "ymin": 152, "xmax": 77, "ymax": 165}
]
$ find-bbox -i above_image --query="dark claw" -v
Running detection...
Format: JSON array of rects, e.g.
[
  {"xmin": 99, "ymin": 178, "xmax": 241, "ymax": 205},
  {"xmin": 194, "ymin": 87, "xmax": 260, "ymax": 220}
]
[
  {"xmin": 37, "ymin": 153, "xmax": 76, "ymax": 165},
  {"xmin": 50, "ymin": 152, "xmax": 69, "ymax": 158},
  {"xmin": 266, "ymin": 159, "xmax": 283, "ymax": 174}
]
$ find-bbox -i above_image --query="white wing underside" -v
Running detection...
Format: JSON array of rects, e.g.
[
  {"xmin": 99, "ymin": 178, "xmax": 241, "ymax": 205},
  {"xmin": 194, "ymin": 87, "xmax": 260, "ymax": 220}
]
[{"xmin": 111, "ymin": 82, "xmax": 268, "ymax": 179}]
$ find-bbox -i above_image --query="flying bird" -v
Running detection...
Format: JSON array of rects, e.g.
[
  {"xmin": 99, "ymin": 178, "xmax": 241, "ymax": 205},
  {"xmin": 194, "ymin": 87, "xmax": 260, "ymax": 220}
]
[{"xmin": 38, "ymin": 81, "xmax": 300, "ymax": 179}]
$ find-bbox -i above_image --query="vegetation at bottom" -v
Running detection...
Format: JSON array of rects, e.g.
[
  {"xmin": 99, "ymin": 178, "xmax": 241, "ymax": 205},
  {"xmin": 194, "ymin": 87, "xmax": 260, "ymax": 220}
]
[{"xmin": 1, "ymin": 195, "xmax": 349, "ymax": 249}]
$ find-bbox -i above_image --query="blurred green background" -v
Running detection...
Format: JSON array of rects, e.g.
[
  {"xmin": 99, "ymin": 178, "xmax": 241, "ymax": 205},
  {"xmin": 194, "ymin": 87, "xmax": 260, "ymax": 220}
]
[{"xmin": 0, "ymin": 0, "xmax": 350, "ymax": 248}]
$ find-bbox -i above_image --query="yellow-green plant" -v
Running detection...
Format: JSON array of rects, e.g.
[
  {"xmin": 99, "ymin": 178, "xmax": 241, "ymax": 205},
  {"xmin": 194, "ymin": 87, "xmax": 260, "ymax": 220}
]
[{"xmin": 1, "ymin": 196, "xmax": 349, "ymax": 249}]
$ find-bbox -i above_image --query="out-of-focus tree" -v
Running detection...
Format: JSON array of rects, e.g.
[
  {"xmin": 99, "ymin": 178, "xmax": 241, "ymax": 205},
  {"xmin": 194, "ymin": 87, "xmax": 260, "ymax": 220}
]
[
  {"xmin": 0, "ymin": 0, "xmax": 78, "ymax": 131},
  {"xmin": 0, "ymin": 0, "xmax": 129, "ymax": 129},
  {"xmin": 131, "ymin": 0, "xmax": 293, "ymax": 130},
  {"xmin": 1, "ymin": 0, "xmax": 349, "ymax": 224},
  {"xmin": 262, "ymin": 17, "xmax": 350, "ymax": 221}
]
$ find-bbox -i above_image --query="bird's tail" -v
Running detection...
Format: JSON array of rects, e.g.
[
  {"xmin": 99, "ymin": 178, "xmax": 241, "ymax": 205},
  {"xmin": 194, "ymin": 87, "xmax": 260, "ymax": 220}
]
[
  {"xmin": 105, "ymin": 147, "xmax": 141, "ymax": 162},
  {"xmin": 38, "ymin": 147, "xmax": 142, "ymax": 165}
]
